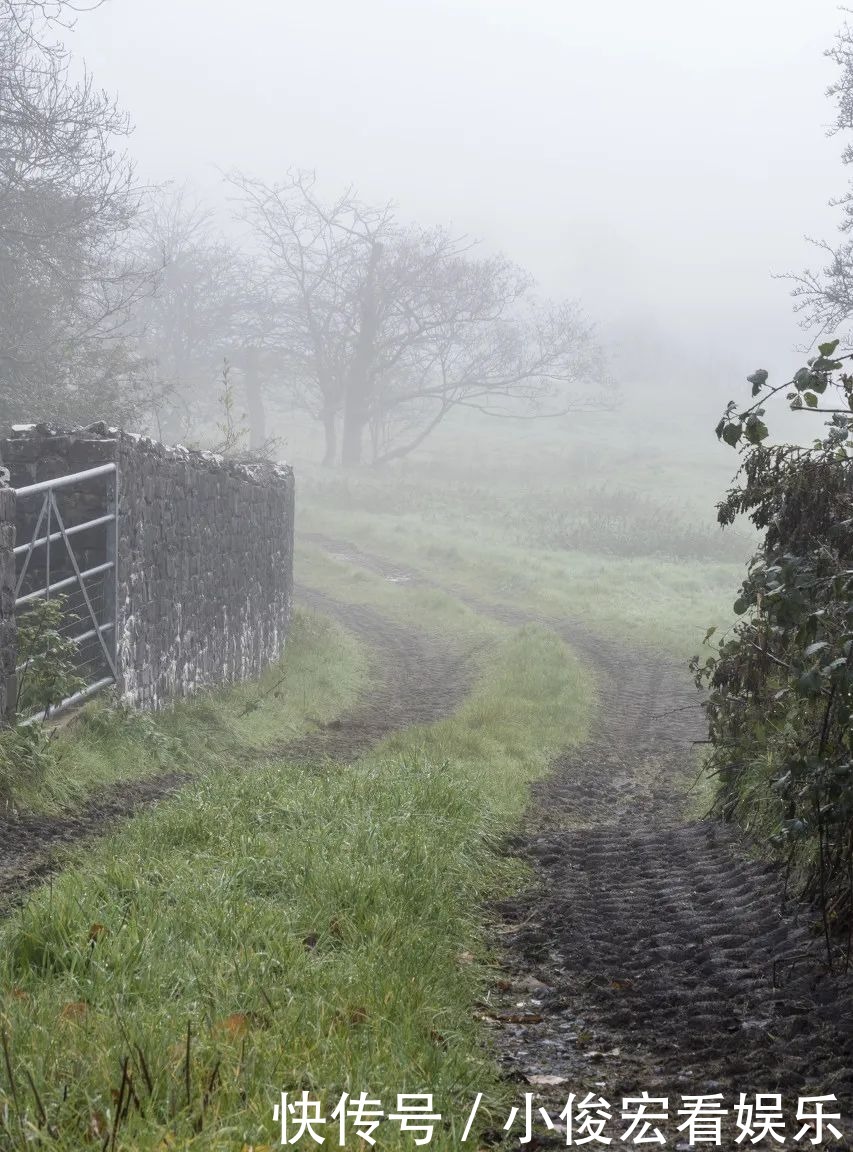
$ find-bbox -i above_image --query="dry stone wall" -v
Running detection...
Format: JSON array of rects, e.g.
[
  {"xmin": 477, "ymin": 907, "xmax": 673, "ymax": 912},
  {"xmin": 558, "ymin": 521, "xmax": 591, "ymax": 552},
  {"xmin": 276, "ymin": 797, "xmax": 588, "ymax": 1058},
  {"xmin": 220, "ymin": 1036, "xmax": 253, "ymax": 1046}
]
[{"xmin": 1, "ymin": 425, "xmax": 295, "ymax": 711}]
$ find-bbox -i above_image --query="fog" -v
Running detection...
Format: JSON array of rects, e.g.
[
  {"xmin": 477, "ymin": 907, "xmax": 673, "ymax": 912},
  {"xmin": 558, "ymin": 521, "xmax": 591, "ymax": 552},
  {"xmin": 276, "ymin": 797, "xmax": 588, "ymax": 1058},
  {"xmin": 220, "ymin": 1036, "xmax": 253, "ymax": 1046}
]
[
  {"xmin": 7, "ymin": 6, "xmax": 853, "ymax": 1131},
  {"xmin": 69, "ymin": 0, "xmax": 844, "ymax": 416}
]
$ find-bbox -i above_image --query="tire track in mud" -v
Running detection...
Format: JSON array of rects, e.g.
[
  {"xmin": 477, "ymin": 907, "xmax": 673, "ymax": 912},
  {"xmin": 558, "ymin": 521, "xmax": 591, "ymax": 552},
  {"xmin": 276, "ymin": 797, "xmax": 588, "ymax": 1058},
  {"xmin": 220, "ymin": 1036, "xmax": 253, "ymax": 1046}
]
[
  {"xmin": 289, "ymin": 585, "xmax": 473, "ymax": 763},
  {"xmin": 302, "ymin": 531, "xmax": 853, "ymax": 1148},
  {"xmin": 0, "ymin": 587, "xmax": 472, "ymax": 913}
]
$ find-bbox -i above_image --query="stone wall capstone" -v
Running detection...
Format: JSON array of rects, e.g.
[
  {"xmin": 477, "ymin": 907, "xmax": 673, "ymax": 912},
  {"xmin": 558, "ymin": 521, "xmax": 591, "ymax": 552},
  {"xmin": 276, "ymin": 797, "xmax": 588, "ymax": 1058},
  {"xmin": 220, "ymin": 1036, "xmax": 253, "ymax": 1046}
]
[{"xmin": 1, "ymin": 424, "xmax": 294, "ymax": 711}]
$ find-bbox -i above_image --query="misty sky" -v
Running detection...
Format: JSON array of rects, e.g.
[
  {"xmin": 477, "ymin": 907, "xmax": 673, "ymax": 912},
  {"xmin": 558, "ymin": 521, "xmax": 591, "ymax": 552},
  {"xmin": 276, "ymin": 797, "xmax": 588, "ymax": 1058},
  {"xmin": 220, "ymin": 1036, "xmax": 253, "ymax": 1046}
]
[{"xmin": 69, "ymin": 0, "xmax": 850, "ymax": 398}]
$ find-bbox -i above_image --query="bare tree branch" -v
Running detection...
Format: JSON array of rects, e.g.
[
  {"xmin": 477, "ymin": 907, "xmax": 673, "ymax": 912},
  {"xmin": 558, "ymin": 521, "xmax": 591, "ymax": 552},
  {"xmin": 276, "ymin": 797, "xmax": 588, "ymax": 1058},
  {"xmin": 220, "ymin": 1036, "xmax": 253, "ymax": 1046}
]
[{"xmin": 229, "ymin": 170, "xmax": 605, "ymax": 466}]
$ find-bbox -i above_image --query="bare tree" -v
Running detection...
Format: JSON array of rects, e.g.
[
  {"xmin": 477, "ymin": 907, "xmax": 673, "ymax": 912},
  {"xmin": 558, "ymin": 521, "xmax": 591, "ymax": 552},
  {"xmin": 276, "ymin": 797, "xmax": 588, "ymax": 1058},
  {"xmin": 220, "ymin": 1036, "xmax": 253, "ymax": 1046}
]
[
  {"xmin": 363, "ymin": 243, "xmax": 599, "ymax": 465},
  {"xmin": 0, "ymin": 0, "xmax": 149, "ymax": 425},
  {"xmin": 228, "ymin": 170, "xmax": 388, "ymax": 464},
  {"xmin": 788, "ymin": 12, "xmax": 853, "ymax": 336},
  {"xmin": 230, "ymin": 170, "xmax": 602, "ymax": 466},
  {"xmin": 127, "ymin": 186, "xmax": 244, "ymax": 441}
]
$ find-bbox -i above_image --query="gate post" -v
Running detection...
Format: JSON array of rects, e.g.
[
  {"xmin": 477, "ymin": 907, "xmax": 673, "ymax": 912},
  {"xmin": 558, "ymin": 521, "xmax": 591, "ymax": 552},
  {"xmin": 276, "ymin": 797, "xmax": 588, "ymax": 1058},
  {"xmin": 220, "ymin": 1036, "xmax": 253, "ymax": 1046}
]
[
  {"xmin": 0, "ymin": 477, "xmax": 17, "ymax": 722},
  {"xmin": 105, "ymin": 465, "xmax": 120, "ymax": 692}
]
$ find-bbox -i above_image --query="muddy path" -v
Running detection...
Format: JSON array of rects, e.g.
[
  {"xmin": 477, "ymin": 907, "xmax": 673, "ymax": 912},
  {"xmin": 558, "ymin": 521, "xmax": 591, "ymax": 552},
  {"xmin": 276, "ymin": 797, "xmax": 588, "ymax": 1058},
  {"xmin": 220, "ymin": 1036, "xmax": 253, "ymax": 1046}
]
[
  {"xmin": 303, "ymin": 531, "xmax": 853, "ymax": 1147},
  {"xmin": 287, "ymin": 585, "xmax": 474, "ymax": 763},
  {"xmin": 0, "ymin": 586, "xmax": 472, "ymax": 913}
]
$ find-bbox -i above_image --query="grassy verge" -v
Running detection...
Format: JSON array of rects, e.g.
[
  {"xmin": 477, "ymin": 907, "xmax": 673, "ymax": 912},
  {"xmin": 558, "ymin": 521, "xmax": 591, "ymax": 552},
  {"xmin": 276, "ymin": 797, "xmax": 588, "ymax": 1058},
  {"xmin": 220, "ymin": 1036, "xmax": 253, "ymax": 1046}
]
[
  {"xmin": 0, "ymin": 603, "xmax": 592, "ymax": 1148},
  {"xmin": 3, "ymin": 610, "xmax": 370, "ymax": 817}
]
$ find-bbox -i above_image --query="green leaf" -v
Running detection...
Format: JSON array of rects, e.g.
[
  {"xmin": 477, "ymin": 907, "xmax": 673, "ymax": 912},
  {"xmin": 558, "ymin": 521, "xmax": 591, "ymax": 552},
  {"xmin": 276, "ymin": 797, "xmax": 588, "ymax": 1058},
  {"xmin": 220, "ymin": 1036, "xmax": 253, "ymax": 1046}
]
[
  {"xmin": 747, "ymin": 369, "xmax": 768, "ymax": 393},
  {"xmin": 804, "ymin": 641, "xmax": 829, "ymax": 658},
  {"xmin": 804, "ymin": 391, "xmax": 819, "ymax": 408},
  {"xmin": 744, "ymin": 416, "xmax": 769, "ymax": 444},
  {"xmin": 722, "ymin": 422, "xmax": 742, "ymax": 447},
  {"xmin": 796, "ymin": 668, "xmax": 824, "ymax": 695},
  {"xmin": 818, "ymin": 339, "xmax": 840, "ymax": 357},
  {"xmin": 793, "ymin": 367, "xmax": 813, "ymax": 391},
  {"xmin": 733, "ymin": 596, "xmax": 750, "ymax": 615}
]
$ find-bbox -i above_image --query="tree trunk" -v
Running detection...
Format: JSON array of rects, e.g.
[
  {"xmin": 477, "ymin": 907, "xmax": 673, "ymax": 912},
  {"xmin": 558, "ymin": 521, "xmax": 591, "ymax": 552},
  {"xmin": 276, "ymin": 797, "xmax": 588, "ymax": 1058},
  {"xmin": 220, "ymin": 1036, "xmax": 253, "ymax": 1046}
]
[
  {"xmin": 341, "ymin": 406, "xmax": 366, "ymax": 467},
  {"xmin": 322, "ymin": 408, "xmax": 338, "ymax": 466},
  {"xmin": 241, "ymin": 347, "xmax": 267, "ymax": 453},
  {"xmin": 341, "ymin": 240, "xmax": 382, "ymax": 469}
]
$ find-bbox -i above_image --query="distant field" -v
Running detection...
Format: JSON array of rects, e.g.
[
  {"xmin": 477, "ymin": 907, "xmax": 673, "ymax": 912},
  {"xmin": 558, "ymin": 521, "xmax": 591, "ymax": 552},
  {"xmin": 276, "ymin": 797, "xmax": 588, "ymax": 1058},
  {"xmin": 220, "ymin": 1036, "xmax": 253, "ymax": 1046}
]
[{"xmin": 294, "ymin": 420, "xmax": 747, "ymax": 660}]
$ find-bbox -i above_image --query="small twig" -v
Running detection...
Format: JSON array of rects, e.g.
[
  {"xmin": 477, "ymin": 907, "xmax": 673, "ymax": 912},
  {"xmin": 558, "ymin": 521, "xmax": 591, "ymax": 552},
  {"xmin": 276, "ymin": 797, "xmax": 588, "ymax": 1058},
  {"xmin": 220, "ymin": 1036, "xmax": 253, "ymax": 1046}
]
[
  {"xmin": 184, "ymin": 1020, "xmax": 192, "ymax": 1111},
  {"xmin": 109, "ymin": 1057, "xmax": 129, "ymax": 1152}
]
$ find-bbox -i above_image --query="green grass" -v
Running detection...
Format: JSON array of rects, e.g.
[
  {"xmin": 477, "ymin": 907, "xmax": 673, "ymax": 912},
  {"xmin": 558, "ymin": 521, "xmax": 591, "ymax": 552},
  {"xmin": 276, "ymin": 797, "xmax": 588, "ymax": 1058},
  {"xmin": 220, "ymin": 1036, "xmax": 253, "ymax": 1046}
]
[
  {"xmin": 0, "ymin": 611, "xmax": 592, "ymax": 1149},
  {"xmin": 299, "ymin": 503, "xmax": 740, "ymax": 659},
  {"xmin": 4, "ymin": 610, "xmax": 371, "ymax": 816}
]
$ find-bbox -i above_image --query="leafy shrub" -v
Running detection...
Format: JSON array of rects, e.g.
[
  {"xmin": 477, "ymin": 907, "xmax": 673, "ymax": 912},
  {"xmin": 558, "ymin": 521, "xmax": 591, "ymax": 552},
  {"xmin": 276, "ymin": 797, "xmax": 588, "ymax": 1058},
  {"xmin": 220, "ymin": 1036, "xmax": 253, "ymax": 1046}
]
[
  {"xmin": 695, "ymin": 340, "xmax": 853, "ymax": 963},
  {"xmin": 15, "ymin": 595, "xmax": 84, "ymax": 718}
]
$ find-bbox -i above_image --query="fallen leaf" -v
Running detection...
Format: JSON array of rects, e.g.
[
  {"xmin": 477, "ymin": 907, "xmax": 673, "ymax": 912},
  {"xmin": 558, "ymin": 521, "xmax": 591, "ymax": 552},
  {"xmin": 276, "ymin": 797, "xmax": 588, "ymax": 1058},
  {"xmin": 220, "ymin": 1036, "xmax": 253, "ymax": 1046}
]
[
  {"xmin": 88, "ymin": 923, "xmax": 106, "ymax": 942},
  {"xmin": 219, "ymin": 1013, "xmax": 251, "ymax": 1038},
  {"xmin": 215, "ymin": 1011, "xmax": 267, "ymax": 1039},
  {"xmin": 59, "ymin": 1001, "xmax": 88, "ymax": 1021},
  {"xmin": 527, "ymin": 1074, "xmax": 568, "ymax": 1086},
  {"xmin": 610, "ymin": 978, "xmax": 633, "ymax": 991},
  {"xmin": 302, "ymin": 932, "xmax": 319, "ymax": 950},
  {"xmin": 87, "ymin": 1110, "xmax": 107, "ymax": 1140},
  {"xmin": 457, "ymin": 951, "xmax": 475, "ymax": 965},
  {"xmin": 497, "ymin": 1013, "xmax": 544, "ymax": 1025}
]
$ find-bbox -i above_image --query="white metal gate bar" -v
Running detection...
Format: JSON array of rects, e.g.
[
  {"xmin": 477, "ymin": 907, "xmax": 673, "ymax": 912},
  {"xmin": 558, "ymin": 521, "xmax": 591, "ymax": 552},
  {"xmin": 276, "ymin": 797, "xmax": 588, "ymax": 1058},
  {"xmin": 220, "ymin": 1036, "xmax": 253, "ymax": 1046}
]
[
  {"xmin": 13, "ymin": 462, "xmax": 119, "ymax": 718},
  {"xmin": 47, "ymin": 493, "xmax": 117, "ymax": 678},
  {"xmin": 15, "ymin": 561, "xmax": 115, "ymax": 607}
]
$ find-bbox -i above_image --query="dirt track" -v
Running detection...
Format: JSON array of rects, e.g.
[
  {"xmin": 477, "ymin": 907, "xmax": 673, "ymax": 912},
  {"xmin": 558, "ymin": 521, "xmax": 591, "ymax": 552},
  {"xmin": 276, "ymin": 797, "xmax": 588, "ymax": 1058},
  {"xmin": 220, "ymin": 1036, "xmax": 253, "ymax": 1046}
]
[
  {"xmin": 0, "ymin": 587, "xmax": 471, "ymax": 912},
  {"xmin": 288, "ymin": 585, "xmax": 474, "ymax": 762},
  {"xmin": 303, "ymin": 532, "xmax": 853, "ymax": 1149}
]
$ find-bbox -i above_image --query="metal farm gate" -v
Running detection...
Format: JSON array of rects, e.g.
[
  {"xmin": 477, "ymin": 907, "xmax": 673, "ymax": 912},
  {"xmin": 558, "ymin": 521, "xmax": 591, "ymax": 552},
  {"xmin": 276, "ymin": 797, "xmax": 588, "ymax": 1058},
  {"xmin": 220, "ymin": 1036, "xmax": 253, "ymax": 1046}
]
[{"xmin": 13, "ymin": 463, "xmax": 118, "ymax": 719}]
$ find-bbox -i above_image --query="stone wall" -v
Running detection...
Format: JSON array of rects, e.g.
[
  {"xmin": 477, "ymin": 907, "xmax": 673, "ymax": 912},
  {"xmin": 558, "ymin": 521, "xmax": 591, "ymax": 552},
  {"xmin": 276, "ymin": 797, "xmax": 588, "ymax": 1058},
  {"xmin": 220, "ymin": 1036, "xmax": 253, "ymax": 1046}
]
[{"xmin": 1, "ymin": 425, "xmax": 295, "ymax": 711}]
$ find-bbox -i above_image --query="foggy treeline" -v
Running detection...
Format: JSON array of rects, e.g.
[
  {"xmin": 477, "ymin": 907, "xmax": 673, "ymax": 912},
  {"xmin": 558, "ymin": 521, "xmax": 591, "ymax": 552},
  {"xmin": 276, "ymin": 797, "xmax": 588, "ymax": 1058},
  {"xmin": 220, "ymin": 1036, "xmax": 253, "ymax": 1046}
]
[
  {"xmin": 0, "ymin": 0, "xmax": 616, "ymax": 467},
  {"xmin": 6, "ymin": 0, "xmax": 853, "ymax": 468}
]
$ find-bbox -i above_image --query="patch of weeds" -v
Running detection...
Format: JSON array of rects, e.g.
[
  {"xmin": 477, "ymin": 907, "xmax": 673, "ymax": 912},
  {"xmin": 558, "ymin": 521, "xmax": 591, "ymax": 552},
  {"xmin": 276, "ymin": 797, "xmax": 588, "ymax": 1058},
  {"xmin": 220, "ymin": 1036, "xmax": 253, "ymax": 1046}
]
[{"xmin": 0, "ymin": 723, "xmax": 57, "ymax": 809}]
